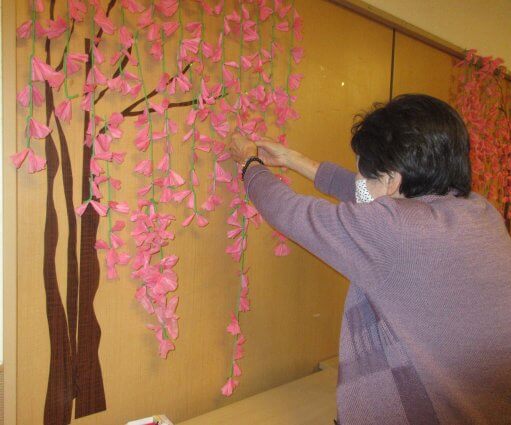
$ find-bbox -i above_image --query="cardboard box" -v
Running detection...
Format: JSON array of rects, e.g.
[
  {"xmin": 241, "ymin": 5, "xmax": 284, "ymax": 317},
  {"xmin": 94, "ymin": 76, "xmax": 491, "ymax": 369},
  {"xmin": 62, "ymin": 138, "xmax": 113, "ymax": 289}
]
[{"xmin": 126, "ymin": 414, "xmax": 174, "ymax": 425}]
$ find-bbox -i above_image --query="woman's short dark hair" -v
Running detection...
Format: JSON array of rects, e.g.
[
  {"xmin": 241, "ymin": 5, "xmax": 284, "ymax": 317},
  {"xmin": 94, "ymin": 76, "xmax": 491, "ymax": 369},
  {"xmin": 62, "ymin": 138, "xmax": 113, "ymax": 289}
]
[{"xmin": 351, "ymin": 94, "xmax": 471, "ymax": 198}]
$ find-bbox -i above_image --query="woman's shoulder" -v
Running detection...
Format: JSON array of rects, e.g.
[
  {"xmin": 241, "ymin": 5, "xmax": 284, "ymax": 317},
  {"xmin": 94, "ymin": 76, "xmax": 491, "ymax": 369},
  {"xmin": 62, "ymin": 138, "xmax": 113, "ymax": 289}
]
[
  {"xmin": 389, "ymin": 191, "xmax": 506, "ymax": 231},
  {"xmin": 338, "ymin": 191, "xmax": 505, "ymax": 232}
]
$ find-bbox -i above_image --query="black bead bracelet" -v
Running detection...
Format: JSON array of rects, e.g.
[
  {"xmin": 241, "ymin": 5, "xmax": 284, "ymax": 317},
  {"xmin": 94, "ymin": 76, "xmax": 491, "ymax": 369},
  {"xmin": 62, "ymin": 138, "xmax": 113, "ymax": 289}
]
[{"xmin": 241, "ymin": 156, "xmax": 265, "ymax": 180}]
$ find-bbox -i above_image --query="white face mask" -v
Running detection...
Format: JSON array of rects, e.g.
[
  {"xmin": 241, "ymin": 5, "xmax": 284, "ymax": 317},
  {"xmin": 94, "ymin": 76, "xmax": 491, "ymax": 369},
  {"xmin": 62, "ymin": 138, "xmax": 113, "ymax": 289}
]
[{"xmin": 355, "ymin": 178, "xmax": 375, "ymax": 203}]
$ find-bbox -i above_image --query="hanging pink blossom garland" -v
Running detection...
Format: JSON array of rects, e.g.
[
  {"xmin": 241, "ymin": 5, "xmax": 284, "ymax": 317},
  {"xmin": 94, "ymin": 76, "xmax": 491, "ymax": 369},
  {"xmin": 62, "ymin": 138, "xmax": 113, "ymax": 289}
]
[
  {"xmin": 454, "ymin": 50, "xmax": 511, "ymax": 230},
  {"xmin": 13, "ymin": 0, "xmax": 304, "ymax": 390},
  {"xmin": 221, "ymin": 0, "xmax": 302, "ymax": 397},
  {"xmin": 13, "ymin": 0, "xmax": 59, "ymax": 173},
  {"xmin": 130, "ymin": 2, "xmax": 182, "ymax": 359}
]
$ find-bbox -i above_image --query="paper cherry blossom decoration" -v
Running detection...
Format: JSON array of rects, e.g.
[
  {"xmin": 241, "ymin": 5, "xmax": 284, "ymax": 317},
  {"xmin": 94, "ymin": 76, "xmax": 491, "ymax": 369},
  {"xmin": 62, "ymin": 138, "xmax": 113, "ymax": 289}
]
[
  {"xmin": 454, "ymin": 50, "xmax": 511, "ymax": 229},
  {"xmin": 14, "ymin": 0, "xmax": 303, "ymax": 398}
]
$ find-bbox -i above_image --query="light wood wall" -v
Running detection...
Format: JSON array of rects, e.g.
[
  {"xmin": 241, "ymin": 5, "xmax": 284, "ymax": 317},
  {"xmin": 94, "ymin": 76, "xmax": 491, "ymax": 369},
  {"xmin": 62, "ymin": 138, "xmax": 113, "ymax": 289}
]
[
  {"xmin": 393, "ymin": 32, "xmax": 456, "ymax": 101},
  {"xmin": 6, "ymin": 0, "xmax": 458, "ymax": 424},
  {"xmin": 0, "ymin": 365, "xmax": 4, "ymax": 425}
]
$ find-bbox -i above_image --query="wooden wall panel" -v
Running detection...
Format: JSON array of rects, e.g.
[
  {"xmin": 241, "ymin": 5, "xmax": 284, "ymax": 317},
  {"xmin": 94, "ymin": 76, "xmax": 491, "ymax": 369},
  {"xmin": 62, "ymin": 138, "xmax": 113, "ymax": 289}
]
[
  {"xmin": 0, "ymin": 365, "xmax": 4, "ymax": 425},
  {"xmin": 2, "ymin": 0, "xmax": 18, "ymax": 423},
  {"xmin": 11, "ymin": 1, "xmax": 393, "ymax": 424},
  {"xmin": 392, "ymin": 32, "xmax": 456, "ymax": 102}
]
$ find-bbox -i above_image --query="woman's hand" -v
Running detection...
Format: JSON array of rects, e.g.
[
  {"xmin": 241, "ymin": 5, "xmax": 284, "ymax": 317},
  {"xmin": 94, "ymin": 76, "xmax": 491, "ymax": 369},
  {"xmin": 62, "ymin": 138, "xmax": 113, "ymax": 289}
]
[
  {"xmin": 228, "ymin": 134, "xmax": 258, "ymax": 164},
  {"xmin": 255, "ymin": 138, "xmax": 294, "ymax": 167},
  {"xmin": 257, "ymin": 138, "xmax": 320, "ymax": 181},
  {"xmin": 229, "ymin": 134, "xmax": 319, "ymax": 182}
]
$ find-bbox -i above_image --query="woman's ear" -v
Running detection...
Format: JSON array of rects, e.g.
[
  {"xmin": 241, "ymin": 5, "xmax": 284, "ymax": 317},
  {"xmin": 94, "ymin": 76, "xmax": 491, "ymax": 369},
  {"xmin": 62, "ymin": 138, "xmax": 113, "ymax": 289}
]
[{"xmin": 386, "ymin": 172, "xmax": 403, "ymax": 198}]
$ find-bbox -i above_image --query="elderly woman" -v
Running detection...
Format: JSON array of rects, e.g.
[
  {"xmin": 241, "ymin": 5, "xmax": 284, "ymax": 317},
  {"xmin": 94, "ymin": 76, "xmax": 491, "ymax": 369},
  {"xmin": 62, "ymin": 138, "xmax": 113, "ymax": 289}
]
[{"xmin": 228, "ymin": 94, "xmax": 511, "ymax": 425}]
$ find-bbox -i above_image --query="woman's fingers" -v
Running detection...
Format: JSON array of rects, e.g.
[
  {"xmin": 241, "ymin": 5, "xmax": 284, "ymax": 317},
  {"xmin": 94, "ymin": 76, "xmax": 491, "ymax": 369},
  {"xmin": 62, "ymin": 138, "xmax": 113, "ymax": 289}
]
[
  {"xmin": 255, "ymin": 140, "xmax": 282, "ymax": 155},
  {"xmin": 254, "ymin": 140, "xmax": 275, "ymax": 149},
  {"xmin": 256, "ymin": 146, "xmax": 287, "ymax": 167},
  {"xmin": 228, "ymin": 135, "xmax": 258, "ymax": 163},
  {"xmin": 257, "ymin": 147, "xmax": 274, "ymax": 164}
]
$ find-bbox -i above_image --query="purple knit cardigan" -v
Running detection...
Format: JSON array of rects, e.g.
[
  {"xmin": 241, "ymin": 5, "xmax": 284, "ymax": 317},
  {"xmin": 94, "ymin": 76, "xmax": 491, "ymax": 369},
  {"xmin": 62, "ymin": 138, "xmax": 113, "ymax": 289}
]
[{"xmin": 244, "ymin": 162, "xmax": 511, "ymax": 424}]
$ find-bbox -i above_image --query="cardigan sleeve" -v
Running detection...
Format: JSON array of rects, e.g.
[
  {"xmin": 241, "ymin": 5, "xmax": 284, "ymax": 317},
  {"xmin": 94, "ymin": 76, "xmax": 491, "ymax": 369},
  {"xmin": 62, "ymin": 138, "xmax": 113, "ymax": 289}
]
[
  {"xmin": 314, "ymin": 161, "xmax": 356, "ymax": 203},
  {"xmin": 244, "ymin": 165, "xmax": 401, "ymax": 286}
]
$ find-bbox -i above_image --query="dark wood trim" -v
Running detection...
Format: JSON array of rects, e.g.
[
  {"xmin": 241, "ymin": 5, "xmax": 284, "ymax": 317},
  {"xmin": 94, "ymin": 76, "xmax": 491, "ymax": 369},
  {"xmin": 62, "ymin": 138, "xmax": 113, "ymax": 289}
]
[{"xmin": 389, "ymin": 29, "xmax": 396, "ymax": 100}]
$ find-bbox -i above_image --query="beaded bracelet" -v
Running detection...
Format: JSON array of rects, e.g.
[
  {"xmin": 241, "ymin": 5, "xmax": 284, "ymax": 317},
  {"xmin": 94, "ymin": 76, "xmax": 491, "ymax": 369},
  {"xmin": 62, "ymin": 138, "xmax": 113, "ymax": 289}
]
[{"xmin": 241, "ymin": 156, "xmax": 265, "ymax": 180}]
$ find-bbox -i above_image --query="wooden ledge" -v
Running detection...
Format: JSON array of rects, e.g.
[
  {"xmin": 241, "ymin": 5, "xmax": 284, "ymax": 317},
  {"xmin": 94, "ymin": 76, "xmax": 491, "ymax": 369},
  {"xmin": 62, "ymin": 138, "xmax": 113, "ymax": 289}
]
[
  {"xmin": 318, "ymin": 356, "xmax": 339, "ymax": 371},
  {"xmin": 179, "ymin": 368, "xmax": 338, "ymax": 425}
]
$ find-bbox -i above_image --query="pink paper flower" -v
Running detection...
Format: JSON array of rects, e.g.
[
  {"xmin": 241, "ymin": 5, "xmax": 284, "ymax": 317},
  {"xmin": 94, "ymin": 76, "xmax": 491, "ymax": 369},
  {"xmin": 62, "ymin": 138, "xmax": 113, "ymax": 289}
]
[
  {"xmin": 288, "ymin": 74, "xmax": 303, "ymax": 91},
  {"xmin": 35, "ymin": 22, "xmax": 46, "ymax": 38},
  {"xmin": 32, "ymin": 86, "xmax": 45, "ymax": 107},
  {"xmin": 155, "ymin": 0, "xmax": 179, "ymax": 17},
  {"xmin": 135, "ymin": 285, "xmax": 154, "ymax": 314},
  {"xmin": 109, "ymin": 112, "xmax": 124, "ymax": 135},
  {"xmin": 109, "ymin": 176, "xmax": 123, "ymax": 190},
  {"xmin": 119, "ymin": 25, "xmax": 134, "ymax": 48},
  {"xmin": 234, "ymin": 334, "xmax": 246, "ymax": 360},
  {"xmin": 181, "ymin": 37, "xmax": 200, "ymax": 56},
  {"xmin": 134, "ymin": 125, "xmax": 150, "ymax": 151},
  {"xmin": 138, "ymin": 8, "xmax": 154, "ymax": 28},
  {"xmin": 110, "ymin": 232, "xmax": 124, "ymax": 249},
  {"xmin": 226, "ymin": 313, "xmax": 241, "ymax": 335},
  {"xmin": 260, "ymin": 5, "xmax": 273, "ymax": 21},
  {"xmin": 75, "ymin": 202, "xmax": 89, "ymax": 216},
  {"xmin": 201, "ymin": 194, "xmax": 222, "ymax": 212},
  {"xmin": 121, "ymin": 0, "xmax": 145, "ymax": 13},
  {"xmin": 88, "ymin": 65, "xmax": 108, "ymax": 86},
  {"xmin": 276, "ymin": 21, "xmax": 289, "ymax": 32},
  {"xmin": 293, "ymin": 10, "xmax": 303, "ymax": 41},
  {"xmin": 90, "ymin": 200, "xmax": 109, "ymax": 216},
  {"xmin": 215, "ymin": 163, "xmax": 232, "ymax": 183},
  {"xmin": 32, "ymin": 57, "xmax": 65, "ymax": 89},
  {"xmin": 94, "ymin": 7, "xmax": 116, "ymax": 35},
  {"xmin": 95, "ymin": 239, "xmax": 109, "ymax": 250},
  {"xmin": 155, "ymin": 295, "xmax": 179, "ymax": 337},
  {"xmin": 203, "ymin": 0, "xmax": 224, "ymax": 16},
  {"xmin": 69, "ymin": 0, "xmax": 87, "ymax": 22},
  {"xmin": 233, "ymin": 362, "xmax": 242, "ymax": 377},
  {"xmin": 46, "ymin": 17, "xmax": 67, "ymax": 39},
  {"xmin": 106, "ymin": 247, "xmax": 129, "ymax": 279},
  {"xmin": 221, "ymin": 378, "xmax": 239, "ymax": 397},
  {"xmin": 17, "ymin": 21, "xmax": 32, "ymax": 39},
  {"xmin": 154, "ymin": 328, "xmax": 175, "ymax": 358},
  {"xmin": 210, "ymin": 112, "xmax": 230, "ymax": 138},
  {"xmin": 29, "ymin": 118, "xmax": 51, "ymax": 139},
  {"xmin": 276, "ymin": 1, "xmax": 292, "ymax": 18},
  {"xmin": 66, "ymin": 52, "xmax": 88, "ymax": 75},
  {"xmin": 34, "ymin": 0, "xmax": 44, "ymax": 13},
  {"xmin": 134, "ymin": 159, "xmax": 152, "ymax": 177},
  {"xmin": 109, "ymin": 201, "xmax": 130, "ymax": 214},
  {"xmin": 150, "ymin": 41, "xmax": 163, "ymax": 61},
  {"xmin": 10, "ymin": 148, "xmax": 31, "ymax": 169},
  {"xmin": 181, "ymin": 214, "xmax": 195, "ymax": 227},
  {"xmin": 17, "ymin": 86, "xmax": 31, "ymax": 108},
  {"xmin": 239, "ymin": 295, "xmax": 250, "ymax": 312},
  {"xmin": 94, "ymin": 45, "xmax": 105, "ymax": 64},
  {"xmin": 176, "ymin": 73, "xmax": 192, "ymax": 93},
  {"xmin": 17, "ymin": 85, "xmax": 44, "ymax": 108},
  {"xmin": 166, "ymin": 170, "xmax": 185, "ymax": 187},
  {"xmin": 274, "ymin": 243, "xmax": 291, "ymax": 257},
  {"xmin": 163, "ymin": 21, "xmax": 179, "ymax": 37},
  {"xmin": 196, "ymin": 214, "xmax": 209, "ymax": 228},
  {"xmin": 55, "ymin": 100, "xmax": 72, "ymax": 123},
  {"xmin": 291, "ymin": 46, "xmax": 304, "ymax": 64}
]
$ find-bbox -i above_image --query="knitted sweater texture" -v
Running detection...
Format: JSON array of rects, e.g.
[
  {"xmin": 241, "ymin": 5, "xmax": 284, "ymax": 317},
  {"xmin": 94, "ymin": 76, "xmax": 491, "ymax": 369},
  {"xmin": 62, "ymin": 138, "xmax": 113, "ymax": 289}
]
[{"xmin": 244, "ymin": 162, "xmax": 511, "ymax": 424}]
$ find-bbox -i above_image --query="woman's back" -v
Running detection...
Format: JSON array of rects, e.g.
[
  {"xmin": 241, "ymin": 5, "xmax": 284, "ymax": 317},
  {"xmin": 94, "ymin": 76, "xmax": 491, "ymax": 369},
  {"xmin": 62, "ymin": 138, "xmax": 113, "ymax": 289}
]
[{"xmin": 338, "ymin": 192, "xmax": 511, "ymax": 424}]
